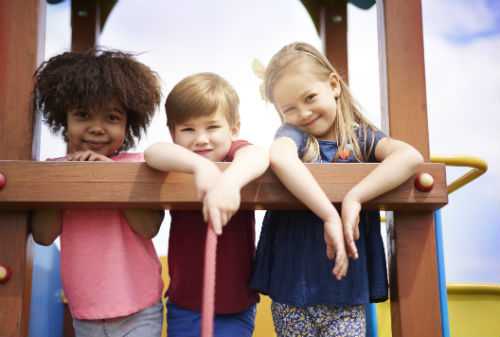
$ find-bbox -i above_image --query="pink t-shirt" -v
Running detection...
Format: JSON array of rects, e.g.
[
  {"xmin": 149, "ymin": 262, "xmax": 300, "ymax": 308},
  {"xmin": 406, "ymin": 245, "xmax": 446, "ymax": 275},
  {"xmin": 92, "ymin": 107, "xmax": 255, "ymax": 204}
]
[{"xmin": 59, "ymin": 152, "xmax": 163, "ymax": 320}]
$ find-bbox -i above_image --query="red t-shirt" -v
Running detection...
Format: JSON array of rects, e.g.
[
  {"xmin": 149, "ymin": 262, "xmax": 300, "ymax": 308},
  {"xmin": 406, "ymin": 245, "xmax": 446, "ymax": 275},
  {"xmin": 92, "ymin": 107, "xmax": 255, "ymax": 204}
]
[{"xmin": 167, "ymin": 140, "xmax": 259, "ymax": 314}]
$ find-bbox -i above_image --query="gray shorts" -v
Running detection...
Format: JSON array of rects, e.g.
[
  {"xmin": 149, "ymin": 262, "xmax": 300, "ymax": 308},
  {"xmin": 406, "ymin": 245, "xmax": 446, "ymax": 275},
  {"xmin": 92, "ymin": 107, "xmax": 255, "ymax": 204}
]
[{"xmin": 73, "ymin": 301, "xmax": 163, "ymax": 337}]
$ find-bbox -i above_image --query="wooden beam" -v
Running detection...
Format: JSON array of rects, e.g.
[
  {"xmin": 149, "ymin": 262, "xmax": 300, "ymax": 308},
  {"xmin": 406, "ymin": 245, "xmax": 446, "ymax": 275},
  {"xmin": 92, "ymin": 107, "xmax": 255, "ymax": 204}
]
[
  {"xmin": 389, "ymin": 212, "xmax": 442, "ymax": 337},
  {"xmin": 0, "ymin": 1, "xmax": 45, "ymax": 336},
  {"xmin": 0, "ymin": 213, "xmax": 33, "ymax": 337},
  {"xmin": 71, "ymin": 0, "xmax": 101, "ymax": 52},
  {"xmin": 377, "ymin": 1, "xmax": 442, "ymax": 336},
  {"xmin": 0, "ymin": 162, "xmax": 447, "ymax": 211},
  {"xmin": 0, "ymin": 1, "xmax": 45, "ymax": 160},
  {"xmin": 300, "ymin": 0, "xmax": 321, "ymax": 33},
  {"xmin": 320, "ymin": 1, "xmax": 349, "ymax": 81},
  {"xmin": 377, "ymin": 0, "xmax": 429, "ymax": 155}
]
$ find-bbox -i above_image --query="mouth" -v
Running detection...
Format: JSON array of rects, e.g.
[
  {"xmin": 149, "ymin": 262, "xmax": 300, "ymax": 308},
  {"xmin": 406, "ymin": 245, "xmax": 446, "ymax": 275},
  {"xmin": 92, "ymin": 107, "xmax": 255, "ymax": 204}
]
[
  {"xmin": 83, "ymin": 140, "xmax": 109, "ymax": 150},
  {"xmin": 301, "ymin": 116, "xmax": 320, "ymax": 127},
  {"xmin": 194, "ymin": 149, "xmax": 213, "ymax": 156}
]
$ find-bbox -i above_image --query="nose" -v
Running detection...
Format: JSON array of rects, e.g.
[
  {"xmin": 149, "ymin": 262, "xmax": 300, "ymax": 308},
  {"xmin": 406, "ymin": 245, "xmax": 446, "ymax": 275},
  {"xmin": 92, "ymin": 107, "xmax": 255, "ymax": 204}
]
[
  {"xmin": 88, "ymin": 119, "xmax": 105, "ymax": 135},
  {"xmin": 194, "ymin": 131, "xmax": 209, "ymax": 145},
  {"xmin": 298, "ymin": 108, "xmax": 313, "ymax": 121}
]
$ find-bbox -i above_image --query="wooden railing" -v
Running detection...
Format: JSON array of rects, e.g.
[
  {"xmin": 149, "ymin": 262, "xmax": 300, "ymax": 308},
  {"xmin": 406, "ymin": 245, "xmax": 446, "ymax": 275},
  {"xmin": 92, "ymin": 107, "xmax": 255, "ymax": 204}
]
[{"xmin": 0, "ymin": 162, "xmax": 447, "ymax": 210}]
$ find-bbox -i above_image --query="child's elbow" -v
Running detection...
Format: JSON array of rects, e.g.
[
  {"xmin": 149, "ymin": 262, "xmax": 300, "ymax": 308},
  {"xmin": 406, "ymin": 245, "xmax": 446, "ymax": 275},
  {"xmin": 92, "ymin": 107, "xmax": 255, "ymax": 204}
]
[
  {"xmin": 144, "ymin": 145, "xmax": 157, "ymax": 165},
  {"xmin": 30, "ymin": 210, "xmax": 60, "ymax": 246},
  {"xmin": 253, "ymin": 145, "xmax": 270, "ymax": 169},
  {"xmin": 144, "ymin": 143, "xmax": 168, "ymax": 171},
  {"xmin": 269, "ymin": 147, "xmax": 282, "ymax": 170},
  {"xmin": 269, "ymin": 142, "xmax": 283, "ymax": 164},
  {"xmin": 140, "ymin": 225, "xmax": 161, "ymax": 240},
  {"xmin": 32, "ymin": 234, "xmax": 56, "ymax": 246},
  {"xmin": 408, "ymin": 148, "xmax": 424, "ymax": 171},
  {"xmin": 269, "ymin": 143, "xmax": 295, "ymax": 170}
]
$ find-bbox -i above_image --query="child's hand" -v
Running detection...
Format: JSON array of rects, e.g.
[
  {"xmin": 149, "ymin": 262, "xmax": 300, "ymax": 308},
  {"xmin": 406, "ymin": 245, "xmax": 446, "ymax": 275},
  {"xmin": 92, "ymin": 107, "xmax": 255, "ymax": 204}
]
[
  {"xmin": 323, "ymin": 215, "xmax": 349, "ymax": 280},
  {"xmin": 341, "ymin": 194, "xmax": 361, "ymax": 259},
  {"xmin": 193, "ymin": 162, "xmax": 222, "ymax": 200},
  {"xmin": 202, "ymin": 178, "xmax": 241, "ymax": 235},
  {"xmin": 66, "ymin": 150, "xmax": 112, "ymax": 162}
]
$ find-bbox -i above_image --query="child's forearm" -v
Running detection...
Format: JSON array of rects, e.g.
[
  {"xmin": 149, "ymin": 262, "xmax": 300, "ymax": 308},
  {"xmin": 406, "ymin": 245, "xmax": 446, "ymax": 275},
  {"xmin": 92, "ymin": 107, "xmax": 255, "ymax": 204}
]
[
  {"xmin": 221, "ymin": 145, "xmax": 269, "ymax": 190},
  {"xmin": 347, "ymin": 144, "xmax": 423, "ymax": 203},
  {"xmin": 123, "ymin": 209, "xmax": 164, "ymax": 239},
  {"xmin": 31, "ymin": 209, "xmax": 62, "ymax": 245},
  {"xmin": 145, "ymin": 142, "xmax": 215, "ymax": 174},
  {"xmin": 270, "ymin": 139, "xmax": 339, "ymax": 222}
]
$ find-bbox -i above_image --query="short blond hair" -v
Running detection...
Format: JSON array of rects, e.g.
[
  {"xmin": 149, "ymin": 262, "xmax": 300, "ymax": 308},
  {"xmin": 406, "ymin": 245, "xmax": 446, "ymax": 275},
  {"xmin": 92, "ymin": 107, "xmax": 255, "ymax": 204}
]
[{"xmin": 165, "ymin": 72, "xmax": 240, "ymax": 129}]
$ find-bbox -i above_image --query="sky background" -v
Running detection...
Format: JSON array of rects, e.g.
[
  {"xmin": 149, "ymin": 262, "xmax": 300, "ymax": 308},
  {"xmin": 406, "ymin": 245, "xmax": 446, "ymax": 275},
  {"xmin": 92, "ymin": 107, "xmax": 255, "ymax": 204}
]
[{"xmin": 41, "ymin": 0, "xmax": 500, "ymax": 284}]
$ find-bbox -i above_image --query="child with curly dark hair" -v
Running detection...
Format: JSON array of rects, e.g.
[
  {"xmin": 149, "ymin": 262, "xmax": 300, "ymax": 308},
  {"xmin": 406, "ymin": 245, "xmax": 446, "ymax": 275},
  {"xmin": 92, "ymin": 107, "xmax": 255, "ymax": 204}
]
[{"xmin": 31, "ymin": 50, "xmax": 165, "ymax": 337}]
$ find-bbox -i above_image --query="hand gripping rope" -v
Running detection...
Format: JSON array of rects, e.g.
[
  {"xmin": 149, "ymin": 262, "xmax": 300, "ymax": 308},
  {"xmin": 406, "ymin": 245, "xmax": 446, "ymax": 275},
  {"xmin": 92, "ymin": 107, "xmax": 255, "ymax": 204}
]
[{"xmin": 201, "ymin": 224, "xmax": 217, "ymax": 337}]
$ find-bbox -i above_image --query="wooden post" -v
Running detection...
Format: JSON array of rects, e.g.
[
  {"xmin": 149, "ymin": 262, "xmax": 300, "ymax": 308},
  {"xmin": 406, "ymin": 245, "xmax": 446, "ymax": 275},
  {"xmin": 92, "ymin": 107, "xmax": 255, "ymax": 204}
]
[
  {"xmin": 71, "ymin": 0, "xmax": 101, "ymax": 52},
  {"xmin": 0, "ymin": 0, "xmax": 45, "ymax": 336},
  {"xmin": 319, "ymin": 0, "xmax": 349, "ymax": 82},
  {"xmin": 377, "ymin": 0, "xmax": 442, "ymax": 336}
]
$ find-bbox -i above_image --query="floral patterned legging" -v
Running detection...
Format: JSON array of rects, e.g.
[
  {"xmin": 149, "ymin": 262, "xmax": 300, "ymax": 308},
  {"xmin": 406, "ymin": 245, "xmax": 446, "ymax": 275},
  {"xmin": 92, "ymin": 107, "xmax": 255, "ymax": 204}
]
[{"xmin": 271, "ymin": 302, "xmax": 365, "ymax": 337}]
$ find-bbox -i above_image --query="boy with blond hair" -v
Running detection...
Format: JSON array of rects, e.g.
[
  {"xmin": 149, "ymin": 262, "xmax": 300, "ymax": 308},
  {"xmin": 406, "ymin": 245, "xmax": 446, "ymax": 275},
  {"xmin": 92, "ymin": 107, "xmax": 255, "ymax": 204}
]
[{"xmin": 145, "ymin": 72, "xmax": 269, "ymax": 337}]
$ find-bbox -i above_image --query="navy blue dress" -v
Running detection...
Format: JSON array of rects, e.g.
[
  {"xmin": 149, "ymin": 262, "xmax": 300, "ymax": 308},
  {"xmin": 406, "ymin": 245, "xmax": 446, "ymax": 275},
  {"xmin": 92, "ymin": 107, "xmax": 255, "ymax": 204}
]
[{"xmin": 250, "ymin": 124, "xmax": 388, "ymax": 307}]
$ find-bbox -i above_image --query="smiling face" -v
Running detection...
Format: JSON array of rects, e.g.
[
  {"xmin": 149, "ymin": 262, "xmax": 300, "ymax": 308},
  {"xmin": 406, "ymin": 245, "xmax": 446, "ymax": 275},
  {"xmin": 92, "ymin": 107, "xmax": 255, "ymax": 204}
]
[
  {"xmin": 66, "ymin": 104, "xmax": 127, "ymax": 157},
  {"xmin": 272, "ymin": 64, "xmax": 341, "ymax": 140},
  {"xmin": 171, "ymin": 108, "xmax": 239, "ymax": 162}
]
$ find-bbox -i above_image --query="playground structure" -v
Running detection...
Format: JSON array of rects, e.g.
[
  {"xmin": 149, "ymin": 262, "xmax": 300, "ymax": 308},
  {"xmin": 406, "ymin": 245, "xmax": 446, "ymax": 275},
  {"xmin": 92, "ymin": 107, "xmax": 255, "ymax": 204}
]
[
  {"xmin": 0, "ymin": 1, "xmax": 491, "ymax": 336},
  {"xmin": 22, "ymin": 157, "xmax": 491, "ymax": 337}
]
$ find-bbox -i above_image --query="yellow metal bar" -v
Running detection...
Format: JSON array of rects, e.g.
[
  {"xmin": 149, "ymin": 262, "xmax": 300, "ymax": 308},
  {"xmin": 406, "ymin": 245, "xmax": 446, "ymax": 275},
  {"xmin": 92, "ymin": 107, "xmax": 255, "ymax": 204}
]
[
  {"xmin": 431, "ymin": 156, "xmax": 487, "ymax": 194},
  {"xmin": 447, "ymin": 283, "xmax": 500, "ymax": 296}
]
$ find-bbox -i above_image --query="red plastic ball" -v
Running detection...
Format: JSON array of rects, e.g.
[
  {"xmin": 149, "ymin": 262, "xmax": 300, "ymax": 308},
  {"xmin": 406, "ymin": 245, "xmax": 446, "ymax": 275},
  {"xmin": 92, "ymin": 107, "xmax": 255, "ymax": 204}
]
[
  {"xmin": 0, "ymin": 265, "xmax": 12, "ymax": 284},
  {"xmin": 414, "ymin": 172, "xmax": 434, "ymax": 192},
  {"xmin": 0, "ymin": 173, "xmax": 5, "ymax": 190}
]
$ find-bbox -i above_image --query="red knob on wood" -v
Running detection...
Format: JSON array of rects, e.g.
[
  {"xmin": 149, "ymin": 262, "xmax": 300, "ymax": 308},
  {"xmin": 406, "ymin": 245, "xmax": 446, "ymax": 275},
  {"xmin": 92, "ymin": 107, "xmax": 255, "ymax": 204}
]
[
  {"xmin": 0, "ymin": 172, "xmax": 6, "ymax": 190},
  {"xmin": 0, "ymin": 265, "xmax": 12, "ymax": 284},
  {"xmin": 414, "ymin": 172, "xmax": 434, "ymax": 192}
]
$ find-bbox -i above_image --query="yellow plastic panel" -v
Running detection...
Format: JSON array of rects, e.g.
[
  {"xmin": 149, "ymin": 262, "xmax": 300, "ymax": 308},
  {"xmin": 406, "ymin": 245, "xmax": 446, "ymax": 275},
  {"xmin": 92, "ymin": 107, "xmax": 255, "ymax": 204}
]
[{"xmin": 376, "ymin": 284, "xmax": 500, "ymax": 337}]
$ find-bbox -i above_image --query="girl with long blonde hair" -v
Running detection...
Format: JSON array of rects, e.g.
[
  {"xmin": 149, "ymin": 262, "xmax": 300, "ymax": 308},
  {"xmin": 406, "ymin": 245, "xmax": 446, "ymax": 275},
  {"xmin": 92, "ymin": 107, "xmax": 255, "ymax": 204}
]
[{"xmin": 251, "ymin": 42, "xmax": 423, "ymax": 337}]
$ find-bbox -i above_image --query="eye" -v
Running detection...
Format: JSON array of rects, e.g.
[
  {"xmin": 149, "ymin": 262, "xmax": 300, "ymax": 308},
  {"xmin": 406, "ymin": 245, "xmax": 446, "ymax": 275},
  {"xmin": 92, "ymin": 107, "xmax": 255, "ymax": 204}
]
[
  {"xmin": 72, "ymin": 110, "xmax": 89, "ymax": 119},
  {"xmin": 108, "ymin": 113, "xmax": 123, "ymax": 123},
  {"xmin": 180, "ymin": 127, "xmax": 195, "ymax": 132},
  {"xmin": 282, "ymin": 107, "xmax": 296, "ymax": 115},
  {"xmin": 208, "ymin": 124, "xmax": 221, "ymax": 130},
  {"xmin": 305, "ymin": 94, "xmax": 316, "ymax": 103}
]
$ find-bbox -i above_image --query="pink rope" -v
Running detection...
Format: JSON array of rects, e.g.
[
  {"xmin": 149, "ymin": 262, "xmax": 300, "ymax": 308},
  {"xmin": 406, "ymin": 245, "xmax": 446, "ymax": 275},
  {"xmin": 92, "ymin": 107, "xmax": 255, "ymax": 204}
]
[{"xmin": 201, "ymin": 224, "xmax": 217, "ymax": 337}]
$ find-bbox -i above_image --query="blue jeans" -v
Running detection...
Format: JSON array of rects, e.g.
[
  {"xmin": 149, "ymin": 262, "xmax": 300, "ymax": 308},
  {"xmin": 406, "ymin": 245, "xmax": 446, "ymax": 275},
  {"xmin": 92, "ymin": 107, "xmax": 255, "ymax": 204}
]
[
  {"xmin": 73, "ymin": 301, "xmax": 163, "ymax": 337},
  {"xmin": 167, "ymin": 302, "xmax": 256, "ymax": 337}
]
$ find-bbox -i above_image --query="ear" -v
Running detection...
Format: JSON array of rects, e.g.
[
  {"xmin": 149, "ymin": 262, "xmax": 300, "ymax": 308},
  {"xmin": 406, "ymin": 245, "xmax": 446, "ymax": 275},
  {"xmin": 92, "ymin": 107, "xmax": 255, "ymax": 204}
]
[
  {"xmin": 168, "ymin": 126, "xmax": 176, "ymax": 142},
  {"xmin": 231, "ymin": 121, "xmax": 241, "ymax": 140},
  {"xmin": 329, "ymin": 73, "xmax": 342, "ymax": 98}
]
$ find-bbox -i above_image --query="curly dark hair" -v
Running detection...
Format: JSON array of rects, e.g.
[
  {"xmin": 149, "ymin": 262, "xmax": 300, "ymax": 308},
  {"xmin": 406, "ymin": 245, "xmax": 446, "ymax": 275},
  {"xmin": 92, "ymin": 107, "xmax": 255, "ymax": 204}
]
[{"xmin": 31, "ymin": 49, "xmax": 161, "ymax": 150}]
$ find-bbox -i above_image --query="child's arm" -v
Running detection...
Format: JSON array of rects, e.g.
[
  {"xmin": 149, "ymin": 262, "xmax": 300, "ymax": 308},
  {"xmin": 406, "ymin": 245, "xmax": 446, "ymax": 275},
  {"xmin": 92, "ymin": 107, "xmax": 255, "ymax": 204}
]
[
  {"xmin": 202, "ymin": 144, "xmax": 269, "ymax": 235},
  {"xmin": 123, "ymin": 209, "xmax": 165, "ymax": 239},
  {"xmin": 145, "ymin": 142, "xmax": 222, "ymax": 200},
  {"xmin": 268, "ymin": 137, "xmax": 348, "ymax": 280},
  {"xmin": 61, "ymin": 150, "xmax": 165, "ymax": 239},
  {"xmin": 31, "ymin": 209, "xmax": 62, "ymax": 246},
  {"xmin": 30, "ymin": 153, "xmax": 102, "ymax": 245},
  {"xmin": 341, "ymin": 137, "xmax": 424, "ymax": 254}
]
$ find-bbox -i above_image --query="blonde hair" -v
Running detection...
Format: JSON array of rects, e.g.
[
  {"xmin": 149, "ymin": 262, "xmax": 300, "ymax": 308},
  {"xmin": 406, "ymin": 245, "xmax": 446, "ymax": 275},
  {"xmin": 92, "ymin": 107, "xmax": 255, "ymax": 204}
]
[
  {"xmin": 165, "ymin": 72, "xmax": 240, "ymax": 129},
  {"xmin": 264, "ymin": 42, "xmax": 378, "ymax": 162}
]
